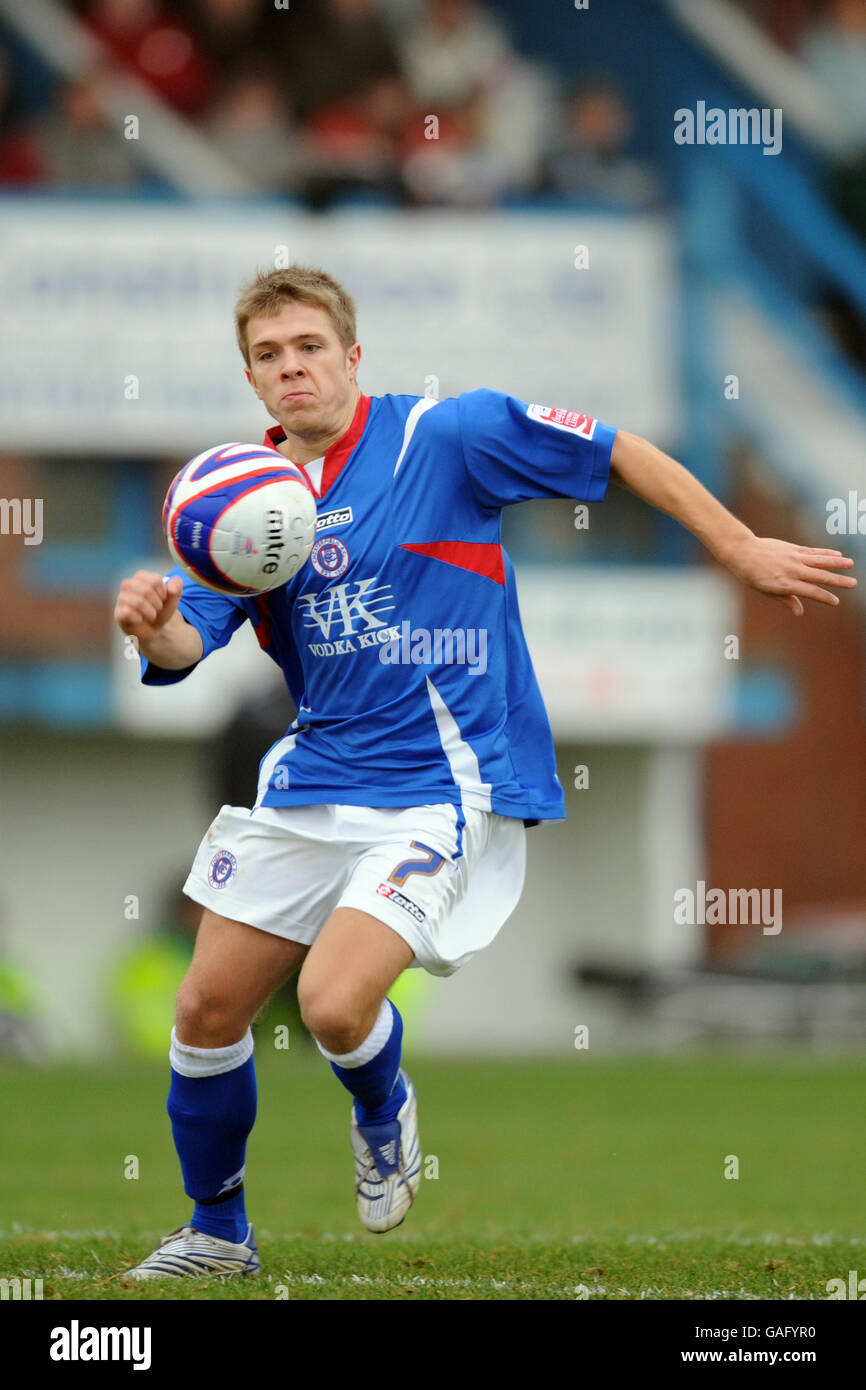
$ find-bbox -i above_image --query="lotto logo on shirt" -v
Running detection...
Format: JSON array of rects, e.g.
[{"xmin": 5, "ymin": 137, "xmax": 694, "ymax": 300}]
[
  {"xmin": 527, "ymin": 403, "xmax": 597, "ymax": 439},
  {"xmin": 315, "ymin": 506, "xmax": 353, "ymax": 532}
]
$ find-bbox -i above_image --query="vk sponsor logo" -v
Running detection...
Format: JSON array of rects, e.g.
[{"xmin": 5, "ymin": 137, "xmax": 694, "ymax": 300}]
[{"xmin": 296, "ymin": 575, "xmax": 394, "ymax": 644}]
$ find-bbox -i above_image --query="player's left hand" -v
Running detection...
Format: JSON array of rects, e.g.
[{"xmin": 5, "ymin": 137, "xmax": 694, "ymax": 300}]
[{"xmin": 725, "ymin": 536, "xmax": 857, "ymax": 616}]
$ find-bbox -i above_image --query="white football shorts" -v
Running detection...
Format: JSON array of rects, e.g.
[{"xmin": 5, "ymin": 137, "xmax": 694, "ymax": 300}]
[{"xmin": 183, "ymin": 801, "xmax": 526, "ymax": 977}]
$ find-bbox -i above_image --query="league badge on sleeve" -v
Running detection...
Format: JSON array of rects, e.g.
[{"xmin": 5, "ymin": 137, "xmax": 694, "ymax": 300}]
[{"xmin": 527, "ymin": 403, "xmax": 597, "ymax": 439}]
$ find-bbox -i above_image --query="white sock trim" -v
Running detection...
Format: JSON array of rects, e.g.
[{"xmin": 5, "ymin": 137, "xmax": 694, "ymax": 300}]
[
  {"xmin": 316, "ymin": 999, "xmax": 394, "ymax": 1069},
  {"xmin": 169, "ymin": 1026, "xmax": 254, "ymax": 1078}
]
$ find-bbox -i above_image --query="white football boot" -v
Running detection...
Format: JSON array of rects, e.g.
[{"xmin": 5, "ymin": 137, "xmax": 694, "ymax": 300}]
[
  {"xmin": 351, "ymin": 1070, "xmax": 422, "ymax": 1233},
  {"xmin": 123, "ymin": 1222, "xmax": 260, "ymax": 1279}
]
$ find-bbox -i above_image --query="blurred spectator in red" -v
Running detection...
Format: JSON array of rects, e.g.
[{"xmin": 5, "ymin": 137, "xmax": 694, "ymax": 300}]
[
  {"xmin": 540, "ymin": 80, "xmax": 660, "ymax": 208},
  {"xmin": 280, "ymin": 0, "xmax": 402, "ymax": 124},
  {"xmin": 35, "ymin": 70, "xmax": 141, "ymax": 187},
  {"xmin": 0, "ymin": 46, "xmax": 44, "ymax": 185},
  {"xmin": 299, "ymin": 73, "xmax": 412, "ymax": 207},
  {"xmin": 185, "ymin": 0, "xmax": 275, "ymax": 84},
  {"xmin": 400, "ymin": 84, "xmax": 513, "ymax": 206},
  {"xmin": 205, "ymin": 57, "xmax": 299, "ymax": 190},
  {"xmin": 397, "ymin": 0, "xmax": 552, "ymax": 205},
  {"xmin": 82, "ymin": 0, "xmax": 213, "ymax": 115}
]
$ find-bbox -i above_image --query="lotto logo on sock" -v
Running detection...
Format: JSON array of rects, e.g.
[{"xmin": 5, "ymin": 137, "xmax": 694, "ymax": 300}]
[
  {"xmin": 217, "ymin": 1165, "xmax": 245, "ymax": 1196},
  {"xmin": 376, "ymin": 882, "xmax": 425, "ymax": 924},
  {"xmin": 208, "ymin": 850, "xmax": 237, "ymax": 889}
]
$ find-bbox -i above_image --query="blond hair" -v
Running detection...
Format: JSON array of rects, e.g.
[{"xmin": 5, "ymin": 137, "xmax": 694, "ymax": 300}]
[{"xmin": 234, "ymin": 265, "xmax": 357, "ymax": 364}]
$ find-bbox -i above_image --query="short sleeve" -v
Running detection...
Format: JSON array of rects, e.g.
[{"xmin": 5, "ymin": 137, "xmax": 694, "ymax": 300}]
[
  {"xmin": 140, "ymin": 567, "xmax": 248, "ymax": 686},
  {"xmin": 457, "ymin": 388, "xmax": 616, "ymax": 510}
]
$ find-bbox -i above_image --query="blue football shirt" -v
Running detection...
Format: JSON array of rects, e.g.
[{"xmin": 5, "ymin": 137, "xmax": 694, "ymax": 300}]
[{"xmin": 142, "ymin": 389, "xmax": 617, "ymax": 823}]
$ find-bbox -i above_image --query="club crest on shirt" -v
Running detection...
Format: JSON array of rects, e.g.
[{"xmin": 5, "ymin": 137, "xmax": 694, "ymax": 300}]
[
  {"xmin": 310, "ymin": 536, "xmax": 350, "ymax": 579},
  {"xmin": 208, "ymin": 850, "xmax": 237, "ymax": 889}
]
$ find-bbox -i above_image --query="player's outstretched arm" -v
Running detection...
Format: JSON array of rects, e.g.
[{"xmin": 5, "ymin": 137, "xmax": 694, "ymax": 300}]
[
  {"xmin": 113, "ymin": 570, "xmax": 203, "ymax": 668},
  {"xmin": 609, "ymin": 431, "xmax": 857, "ymax": 617}
]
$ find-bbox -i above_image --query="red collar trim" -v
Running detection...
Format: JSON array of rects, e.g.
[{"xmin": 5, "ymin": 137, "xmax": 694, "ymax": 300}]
[{"xmin": 263, "ymin": 393, "xmax": 370, "ymax": 496}]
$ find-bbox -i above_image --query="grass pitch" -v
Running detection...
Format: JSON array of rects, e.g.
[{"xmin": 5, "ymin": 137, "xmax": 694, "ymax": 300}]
[{"xmin": 1, "ymin": 1051, "xmax": 863, "ymax": 1300}]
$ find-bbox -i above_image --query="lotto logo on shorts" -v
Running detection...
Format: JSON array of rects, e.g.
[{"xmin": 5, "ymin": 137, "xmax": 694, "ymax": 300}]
[
  {"xmin": 376, "ymin": 882, "xmax": 426, "ymax": 924},
  {"xmin": 527, "ymin": 403, "xmax": 597, "ymax": 439},
  {"xmin": 208, "ymin": 850, "xmax": 237, "ymax": 889}
]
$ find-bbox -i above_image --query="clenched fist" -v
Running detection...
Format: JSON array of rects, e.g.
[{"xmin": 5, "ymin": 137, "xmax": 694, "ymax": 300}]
[{"xmin": 114, "ymin": 570, "xmax": 184, "ymax": 646}]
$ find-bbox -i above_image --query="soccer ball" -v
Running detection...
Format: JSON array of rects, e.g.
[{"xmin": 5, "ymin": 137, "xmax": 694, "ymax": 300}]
[{"xmin": 163, "ymin": 443, "xmax": 318, "ymax": 596}]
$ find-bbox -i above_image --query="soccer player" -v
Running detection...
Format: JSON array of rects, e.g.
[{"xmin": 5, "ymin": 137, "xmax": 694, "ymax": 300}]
[{"xmin": 114, "ymin": 266, "xmax": 856, "ymax": 1278}]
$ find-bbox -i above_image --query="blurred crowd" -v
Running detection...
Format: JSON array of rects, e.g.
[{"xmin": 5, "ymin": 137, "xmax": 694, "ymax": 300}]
[
  {"xmin": 0, "ymin": 1, "xmax": 863, "ymax": 221},
  {"xmin": 0, "ymin": 0, "xmax": 659, "ymax": 208},
  {"xmin": 732, "ymin": 0, "xmax": 866, "ymax": 362},
  {"xmin": 736, "ymin": 2, "xmax": 866, "ymax": 165}
]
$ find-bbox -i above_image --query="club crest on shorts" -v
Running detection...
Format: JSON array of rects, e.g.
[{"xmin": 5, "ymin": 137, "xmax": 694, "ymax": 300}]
[
  {"xmin": 208, "ymin": 850, "xmax": 237, "ymax": 889},
  {"xmin": 310, "ymin": 535, "xmax": 350, "ymax": 579}
]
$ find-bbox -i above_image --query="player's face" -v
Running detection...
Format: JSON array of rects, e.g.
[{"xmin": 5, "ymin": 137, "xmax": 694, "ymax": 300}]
[{"xmin": 244, "ymin": 303, "xmax": 361, "ymax": 440}]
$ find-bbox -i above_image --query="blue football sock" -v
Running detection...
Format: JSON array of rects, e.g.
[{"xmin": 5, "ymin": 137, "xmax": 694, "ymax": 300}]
[
  {"xmin": 323, "ymin": 999, "xmax": 407, "ymax": 1126},
  {"xmin": 167, "ymin": 1029, "xmax": 257, "ymax": 1245}
]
